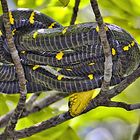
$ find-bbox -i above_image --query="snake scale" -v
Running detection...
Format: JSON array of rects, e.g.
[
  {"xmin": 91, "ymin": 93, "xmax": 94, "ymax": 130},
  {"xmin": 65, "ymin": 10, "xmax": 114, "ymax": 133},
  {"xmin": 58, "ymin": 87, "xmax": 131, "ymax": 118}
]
[{"xmin": 0, "ymin": 8, "xmax": 139, "ymax": 94}]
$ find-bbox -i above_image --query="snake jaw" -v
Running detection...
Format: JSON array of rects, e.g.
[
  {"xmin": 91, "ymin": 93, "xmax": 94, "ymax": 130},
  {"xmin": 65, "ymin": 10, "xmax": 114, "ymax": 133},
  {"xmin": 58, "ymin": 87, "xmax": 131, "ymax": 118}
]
[{"xmin": 68, "ymin": 90, "xmax": 95, "ymax": 117}]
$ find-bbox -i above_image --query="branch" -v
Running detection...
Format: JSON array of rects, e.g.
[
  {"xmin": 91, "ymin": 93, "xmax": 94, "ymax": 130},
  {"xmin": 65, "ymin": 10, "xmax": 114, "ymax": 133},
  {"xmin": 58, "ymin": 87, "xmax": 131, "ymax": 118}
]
[
  {"xmin": 105, "ymin": 67, "xmax": 140, "ymax": 99},
  {"xmin": 70, "ymin": 0, "xmax": 81, "ymax": 25},
  {"xmin": 26, "ymin": 92, "xmax": 41, "ymax": 109},
  {"xmin": 102, "ymin": 101, "xmax": 140, "ymax": 111},
  {"xmin": 0, "ymin": 85, "xmax": 140, "ymax": 139},
  {"xmin": 90, "ymin": 0, "xmax": 113, "ymax": 91},
  {"xmin": 0, "ymin": 0, "xmax": 27, "ymax": 138},
  {"xmin": 0, "ymin": 98, "xmax": 100, "ymax": 139},
  {"xmin": 0, "ymin": 91, "xmax": 69, "ymax": 128},
  {"xmin": 21, "ymin": 91, "xmax": 69, "ymax": 117}
]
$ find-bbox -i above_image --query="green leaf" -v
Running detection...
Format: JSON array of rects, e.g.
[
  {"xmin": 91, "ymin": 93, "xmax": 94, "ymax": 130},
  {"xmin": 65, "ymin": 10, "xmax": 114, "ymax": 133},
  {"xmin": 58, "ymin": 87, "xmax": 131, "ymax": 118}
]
[
  {"xmin": 58, "ymin": 0, "xmax": 70, "ymax": 7},
  {"xmin": 0, "ymin": 95, "xmax": 9, "ymax": 115}
]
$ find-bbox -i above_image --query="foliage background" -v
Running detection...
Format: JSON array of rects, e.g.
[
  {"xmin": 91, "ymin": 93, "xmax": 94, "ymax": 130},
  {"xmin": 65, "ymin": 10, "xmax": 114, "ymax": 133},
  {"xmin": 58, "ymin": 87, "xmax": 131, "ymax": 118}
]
[{"xmin": 0, "ymin": 0, "xmax": 140, "ymax": 139}]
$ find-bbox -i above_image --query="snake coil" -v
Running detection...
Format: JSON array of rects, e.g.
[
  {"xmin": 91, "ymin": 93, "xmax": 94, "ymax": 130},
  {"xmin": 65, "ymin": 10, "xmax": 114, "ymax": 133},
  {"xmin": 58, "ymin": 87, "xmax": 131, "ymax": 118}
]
[{"xmin": 0, "ymin": 8, "xmax": 139, "ymax": 93}]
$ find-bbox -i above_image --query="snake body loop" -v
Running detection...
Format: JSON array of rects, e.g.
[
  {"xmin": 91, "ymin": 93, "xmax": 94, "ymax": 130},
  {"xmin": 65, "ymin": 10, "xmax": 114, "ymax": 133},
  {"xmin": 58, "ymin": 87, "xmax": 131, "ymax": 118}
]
[{"xmin": 0, "ymin": 9, "xmax": 139, "ymax": 93}]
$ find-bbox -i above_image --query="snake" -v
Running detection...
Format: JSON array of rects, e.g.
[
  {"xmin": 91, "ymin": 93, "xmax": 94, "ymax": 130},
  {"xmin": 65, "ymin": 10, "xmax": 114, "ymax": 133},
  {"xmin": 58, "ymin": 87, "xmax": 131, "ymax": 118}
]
[{"xmin": 0, "ymin": 8, "xmax": 139, "ymax": 94}]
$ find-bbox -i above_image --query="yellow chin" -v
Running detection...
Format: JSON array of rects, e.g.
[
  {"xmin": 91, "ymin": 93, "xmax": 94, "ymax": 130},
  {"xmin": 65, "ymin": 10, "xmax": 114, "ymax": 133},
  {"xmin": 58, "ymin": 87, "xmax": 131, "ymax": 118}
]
[{"xmin": 69, "ymin": 90, "xmax": 96, "ymax": 117}]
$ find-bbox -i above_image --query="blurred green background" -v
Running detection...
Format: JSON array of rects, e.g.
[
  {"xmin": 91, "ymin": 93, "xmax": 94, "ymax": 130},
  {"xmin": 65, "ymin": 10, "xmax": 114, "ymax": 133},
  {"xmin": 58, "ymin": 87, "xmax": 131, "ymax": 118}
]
[{"xmin": 0, "ymin": 0, "xmax": 140, "ymax": 140}]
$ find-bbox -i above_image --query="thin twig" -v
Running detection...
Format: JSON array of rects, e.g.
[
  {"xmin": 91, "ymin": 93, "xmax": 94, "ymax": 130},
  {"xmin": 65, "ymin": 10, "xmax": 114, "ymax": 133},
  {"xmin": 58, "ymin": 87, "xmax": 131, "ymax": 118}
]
[
  {"xmin": 0, "ymin": 91, "xmax": 140, "ymax": 139},
  {"xmin": 90, "ymin": 0, "xmax": 113, "ymax": 91},
  {"xmin": 106, "ymin": 67, "xmax": 140, "ymax": 99},
  {"xmin": 101, "ymin": 101, "xmax": 140, "ymax": 111},
  {"xmin": 70, "ymin": 0, "xmax": 81, "ymax": 25},
  {"xmin": 0, "ymin": 0, "xmax": 27, "ymax": 139},
  {"xmin": 0, "ymin": 93, "xmax": 42, "ymax": 128},
  {"xmin": 26, "ymin": 92, "xmax": 41, "ymax": 109},
  {"xmin": 0, "ymin": 91, "xmax": 69, "ymax": 128}
]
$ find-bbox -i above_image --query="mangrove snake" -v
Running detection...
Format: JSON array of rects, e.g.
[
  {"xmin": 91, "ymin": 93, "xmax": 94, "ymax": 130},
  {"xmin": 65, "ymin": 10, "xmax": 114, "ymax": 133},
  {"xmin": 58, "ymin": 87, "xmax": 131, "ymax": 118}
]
[{"xmin": 0, "ymin": 8, "xmax": 140, "ymax": 116}]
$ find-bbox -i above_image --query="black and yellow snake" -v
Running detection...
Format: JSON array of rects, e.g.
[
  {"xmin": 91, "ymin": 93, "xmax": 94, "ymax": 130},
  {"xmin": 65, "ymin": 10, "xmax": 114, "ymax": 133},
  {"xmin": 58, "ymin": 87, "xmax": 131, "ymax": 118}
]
[{"xmin": 0, "ymin": 8, "xmax": 139, "ymax": 95}]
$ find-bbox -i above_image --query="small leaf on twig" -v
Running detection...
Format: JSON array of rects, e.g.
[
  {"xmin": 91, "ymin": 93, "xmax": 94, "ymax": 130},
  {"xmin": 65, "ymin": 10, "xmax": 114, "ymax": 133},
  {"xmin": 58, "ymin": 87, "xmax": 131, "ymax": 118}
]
[{"xmin": 59, "ymin": 0, "xmax": 70, "ymax": 7}]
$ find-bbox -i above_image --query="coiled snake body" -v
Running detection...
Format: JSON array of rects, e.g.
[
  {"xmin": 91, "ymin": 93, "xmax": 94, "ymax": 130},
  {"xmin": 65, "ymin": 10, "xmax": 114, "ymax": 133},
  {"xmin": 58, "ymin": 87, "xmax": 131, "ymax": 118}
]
[{"xmin": 0, "ymin": 8, "xmax": 139, "ymax": 94}]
